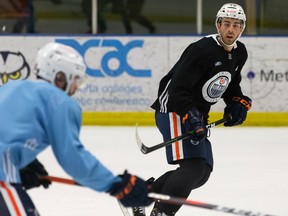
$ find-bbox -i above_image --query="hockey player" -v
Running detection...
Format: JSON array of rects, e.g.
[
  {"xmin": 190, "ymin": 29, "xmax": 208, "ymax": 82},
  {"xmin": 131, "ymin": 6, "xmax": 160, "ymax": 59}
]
[
  {"xmin": 133, "ymin": 3, "xmax": 252, "ymax": 216},
  {"xmin": 0, "ymin": 42, "xmax": 152, "ymax": 215}
]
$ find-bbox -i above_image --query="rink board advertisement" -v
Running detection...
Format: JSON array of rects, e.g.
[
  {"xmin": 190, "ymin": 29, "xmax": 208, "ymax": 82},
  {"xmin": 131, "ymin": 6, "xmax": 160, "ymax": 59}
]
[{"xmin": 0, "ymin": 35, "xmax": 287, "ymax": 125}]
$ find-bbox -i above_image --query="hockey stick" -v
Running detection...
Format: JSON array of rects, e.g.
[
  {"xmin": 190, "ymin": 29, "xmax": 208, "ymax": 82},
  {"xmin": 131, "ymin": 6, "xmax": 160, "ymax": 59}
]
[
  {"xmin": 136, "ymin": 114, "xmax": 232, "ymax": 154},
  {"xmin": 42, "ymin": 175, "xmax": 80, "ymax": 186},
  {"xmin": 117, "ymin": 200, "xmax": 131, "ymax": 216},
  {"xmin": 42, "ymin": 176, "xmax": 278, "ymax": 216},
  {"xmin": 148, "ymin": 193, "xmax": 278, "ymax": 216},
  {"xmin": 42, "ymin": 176, "xmax": 131, "ymax": 216}
]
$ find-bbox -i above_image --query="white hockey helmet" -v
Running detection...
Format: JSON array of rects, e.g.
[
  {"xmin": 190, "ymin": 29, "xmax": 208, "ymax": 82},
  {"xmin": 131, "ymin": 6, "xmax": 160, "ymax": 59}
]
[
  {"xmin": 35, "ymin": 42, "xmax": 86, "ymax": 94},
  {"xmin": 216, "ymin": 3, "xmax": 246, "ymax": 30}
]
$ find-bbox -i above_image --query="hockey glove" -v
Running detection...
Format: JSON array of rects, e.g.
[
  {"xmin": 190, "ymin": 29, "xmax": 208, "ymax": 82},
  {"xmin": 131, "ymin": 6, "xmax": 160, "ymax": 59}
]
[
  {"xmin": 109, "ymin": 170, "xmax": 152, "ymax": 207},
  {"xmin": 20, "ymin": 159, "xmax": 51, "ymax": 190},
  {"xmin": 224, "ymin": 95, "xmax": 252, "ymax": 127},
  {"xmin": 181, "ymin": 107, "xmax": 207, "ymax": 143}
]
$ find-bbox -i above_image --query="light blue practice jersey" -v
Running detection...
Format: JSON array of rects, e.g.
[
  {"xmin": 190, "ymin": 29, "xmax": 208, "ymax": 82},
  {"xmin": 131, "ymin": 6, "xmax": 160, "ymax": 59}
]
[{"xmin": 0, "ymin": 80, "xmax": 121, "ymax": 192}]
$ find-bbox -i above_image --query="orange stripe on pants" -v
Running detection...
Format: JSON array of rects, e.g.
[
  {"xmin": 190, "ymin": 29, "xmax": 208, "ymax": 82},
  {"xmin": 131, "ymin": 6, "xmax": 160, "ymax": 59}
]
[
  {"xmin": 172, "ymin": 112, "xmax": 181, "ymax": 160},
  {"xmin": 0, "ymin": 182, "xmax": 22, "ymax": 216}
]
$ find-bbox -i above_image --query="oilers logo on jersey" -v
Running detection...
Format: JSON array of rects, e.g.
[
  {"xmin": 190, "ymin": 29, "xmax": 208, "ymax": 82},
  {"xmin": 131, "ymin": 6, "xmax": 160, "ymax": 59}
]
[{"xmin": 202, "ymin": 71, "xmax": 231, "ymax": 103}]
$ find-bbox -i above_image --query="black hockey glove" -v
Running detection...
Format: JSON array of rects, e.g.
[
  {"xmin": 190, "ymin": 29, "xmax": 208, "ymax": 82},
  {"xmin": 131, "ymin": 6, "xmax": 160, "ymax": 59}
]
[
  {"xmin": 109, "ymin": 170, "xmax": 152, "ymax": 207},
  {"xmin": 181, "ymin": 107, "xmax": 207, "ymax": 144},
  {"xmin": 20, "ymin": 159, "xmax": 51, "ymax": 190},
  {"xmin": 224, "ymin": 95, "xmax": 252, "ymax": 127}
]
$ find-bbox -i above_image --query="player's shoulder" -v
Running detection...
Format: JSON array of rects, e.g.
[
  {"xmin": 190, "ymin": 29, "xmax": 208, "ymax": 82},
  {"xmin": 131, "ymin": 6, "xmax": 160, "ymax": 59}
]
[
  {"xmin": 189, "ymin": 34, "xmax": 219, "ymax": 51},
  {"xmin": 26, "ymin": 80, "xmax": 79, "ymax": 108},
  {"xmin": 235, "ymin": 40, "xmax": 247, "ymax": 51},
  {"xmin": 198, "ymin": 34, "xmax": 218, "ymax": 45},
  {"xmin": 184, "ymin": 34, "xmax": 218, "ymax": 56},
  {"xmin": 27, "ymin": 80, "xmax": 65, "ymax": 97}
]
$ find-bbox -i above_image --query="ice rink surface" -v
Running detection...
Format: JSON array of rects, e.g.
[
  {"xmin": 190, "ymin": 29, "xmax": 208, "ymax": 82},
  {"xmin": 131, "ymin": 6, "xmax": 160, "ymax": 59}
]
[{"xmin": 29, "ymin": 126, "xmax": 288, "ymax": 216}]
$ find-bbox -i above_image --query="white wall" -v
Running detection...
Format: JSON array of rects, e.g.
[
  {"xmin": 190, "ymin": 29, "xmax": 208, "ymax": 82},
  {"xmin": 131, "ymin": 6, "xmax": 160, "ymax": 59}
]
[{"xmin": 1, "ymin": 35, "xmax": 287, "ymax": 112}]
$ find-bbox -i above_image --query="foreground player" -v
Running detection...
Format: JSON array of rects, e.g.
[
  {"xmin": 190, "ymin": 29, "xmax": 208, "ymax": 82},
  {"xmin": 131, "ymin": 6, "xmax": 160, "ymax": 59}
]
[
  {"xmin": 133, "ymin": 3, "xmax": 252, "ymax": 216},
  {"xmin": 0, "ymin": 42, "xmax": 152, "ymax": 215}
]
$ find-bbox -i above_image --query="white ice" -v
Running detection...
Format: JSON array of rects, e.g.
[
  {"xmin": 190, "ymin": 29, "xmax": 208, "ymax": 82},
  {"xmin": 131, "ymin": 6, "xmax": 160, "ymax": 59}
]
[{"xmin": 29, "ymin": 126, "xmax": 288, "ymax": 216}]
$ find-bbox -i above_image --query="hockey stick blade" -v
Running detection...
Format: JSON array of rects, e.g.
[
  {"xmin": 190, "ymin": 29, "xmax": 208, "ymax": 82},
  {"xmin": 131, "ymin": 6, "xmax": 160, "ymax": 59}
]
[
  {"xmin": 148, "ymin": 193, "xmax": 278, "ymax": 216},
  {"xmin": 136, "ymin": 115, "xmax": 231, "ymax": 154}
]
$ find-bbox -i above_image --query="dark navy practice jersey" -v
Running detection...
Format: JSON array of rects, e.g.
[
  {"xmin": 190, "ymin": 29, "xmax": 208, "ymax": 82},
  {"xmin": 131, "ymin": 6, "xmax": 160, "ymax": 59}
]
[{"xmin": 151, "ymin": 34, "xmax": 248, "ymax": 118}]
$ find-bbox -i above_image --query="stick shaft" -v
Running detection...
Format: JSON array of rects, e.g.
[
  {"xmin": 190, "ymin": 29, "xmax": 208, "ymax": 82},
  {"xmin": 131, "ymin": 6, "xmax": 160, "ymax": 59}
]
[
  {"xmin": 137, "ymin": 115, "xmax": 231, "ymax": 154},
  {"xmin": 148, "ymin": 193, "xmax": 278, "ymax": 216},
  {"xmin": 42, "ymin": 176, "xmax": 277, "ymax": 216},
  {"xmin": 42, "ymin": 176, "xmax": 79, "ymax": 186},
  {"xmin": 43, "ymin": 176, "xmax": 131, "ymax": 216}
]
